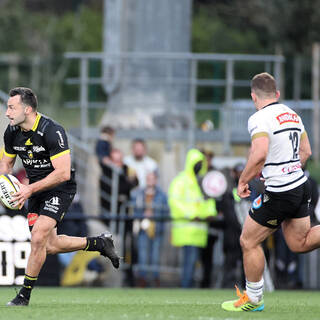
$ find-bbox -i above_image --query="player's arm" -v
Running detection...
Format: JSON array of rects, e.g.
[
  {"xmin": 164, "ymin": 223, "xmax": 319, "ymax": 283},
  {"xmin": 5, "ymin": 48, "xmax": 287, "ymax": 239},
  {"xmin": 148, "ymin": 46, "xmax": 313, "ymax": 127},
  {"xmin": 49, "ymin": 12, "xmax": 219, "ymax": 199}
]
[
  {"xmin": 0, "ymin": 153, "xmax": 16, "ymax": 175},
  {"xmin": 1, "ymin": 128, "xmax": 17, "ymax": 174},
  {"xmin": 238, "ymin": 135, "xmax": 269, "ymax": 198},
  {"xmin": 299, "ymin": 131, "xmax": 312, "ymax": 167},
  {"xmin": 30, "ymin": 151, "xmax": 71, "ymax": 193}
]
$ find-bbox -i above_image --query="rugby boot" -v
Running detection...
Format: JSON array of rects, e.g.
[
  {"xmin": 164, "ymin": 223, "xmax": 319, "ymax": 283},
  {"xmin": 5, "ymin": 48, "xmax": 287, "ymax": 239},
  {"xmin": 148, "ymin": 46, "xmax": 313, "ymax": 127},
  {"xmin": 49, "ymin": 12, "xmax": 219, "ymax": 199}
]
[
  {"xmin": 221, "ymin": 285, "xmax": 264, "ymax": 312},
  {"xmin": 98, "ymin": 231, "xmax": 120, "ymax": 269},
  {"xmin": 7, "ymin": 293, "xmax": 29, "ymax": 306}
]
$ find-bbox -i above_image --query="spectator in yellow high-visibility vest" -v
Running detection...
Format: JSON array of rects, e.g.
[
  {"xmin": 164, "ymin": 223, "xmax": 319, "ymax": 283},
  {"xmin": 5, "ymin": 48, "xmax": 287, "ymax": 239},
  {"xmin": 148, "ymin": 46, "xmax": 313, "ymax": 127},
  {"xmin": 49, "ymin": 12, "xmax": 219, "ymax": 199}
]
[{"xmin": 169, "ymin": 149, "xmax": 217, "ymax": 288}]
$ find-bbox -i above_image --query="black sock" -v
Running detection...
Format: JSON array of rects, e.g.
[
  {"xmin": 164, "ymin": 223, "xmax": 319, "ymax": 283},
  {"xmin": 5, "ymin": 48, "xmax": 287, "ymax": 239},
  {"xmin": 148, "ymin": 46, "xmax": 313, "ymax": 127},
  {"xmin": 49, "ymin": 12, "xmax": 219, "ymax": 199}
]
[
  {"xmin": 19, "ymin": 274, "xmax": 37, "ymax": 300},
  {"xmin": 84, "ymin": 237, "xmax": 104, "ymax": 252}
]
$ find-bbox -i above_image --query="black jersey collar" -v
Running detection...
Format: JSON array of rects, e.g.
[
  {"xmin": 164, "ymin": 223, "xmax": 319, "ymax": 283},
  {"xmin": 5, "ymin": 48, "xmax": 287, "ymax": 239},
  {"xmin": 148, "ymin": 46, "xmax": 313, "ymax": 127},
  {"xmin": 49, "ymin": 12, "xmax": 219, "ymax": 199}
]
[{"xmin": 262, "ymin": 101, "xmax": 279, "ymax": 109}]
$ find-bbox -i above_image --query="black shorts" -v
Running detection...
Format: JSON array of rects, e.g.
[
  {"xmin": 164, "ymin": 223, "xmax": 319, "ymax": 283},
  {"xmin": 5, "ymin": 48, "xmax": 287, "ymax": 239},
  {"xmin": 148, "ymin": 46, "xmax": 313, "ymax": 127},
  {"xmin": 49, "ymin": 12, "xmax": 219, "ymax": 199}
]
[
  {"xmin": 249, "ymin": 180, "xmax": 311, "ymax": 229},
  {"xmin": 27, "ymin": 190, "xmax": 75, "ymax": 230}
]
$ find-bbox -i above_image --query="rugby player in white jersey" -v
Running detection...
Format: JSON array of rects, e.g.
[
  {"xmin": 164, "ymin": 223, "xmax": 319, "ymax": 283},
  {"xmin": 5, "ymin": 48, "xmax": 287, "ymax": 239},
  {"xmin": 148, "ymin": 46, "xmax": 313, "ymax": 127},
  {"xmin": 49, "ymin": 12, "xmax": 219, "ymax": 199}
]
[{"xmin": 222, "ymin": 72, "xmax": 318, "ymax": 312}]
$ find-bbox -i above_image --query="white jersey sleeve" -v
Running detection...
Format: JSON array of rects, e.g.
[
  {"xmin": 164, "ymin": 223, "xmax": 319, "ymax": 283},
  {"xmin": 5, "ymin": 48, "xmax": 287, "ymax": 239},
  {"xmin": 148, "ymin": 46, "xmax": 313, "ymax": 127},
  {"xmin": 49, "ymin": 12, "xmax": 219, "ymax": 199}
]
[{"xmin": 248, "ymin": 112, "xmax": 269, "ymax": 139}]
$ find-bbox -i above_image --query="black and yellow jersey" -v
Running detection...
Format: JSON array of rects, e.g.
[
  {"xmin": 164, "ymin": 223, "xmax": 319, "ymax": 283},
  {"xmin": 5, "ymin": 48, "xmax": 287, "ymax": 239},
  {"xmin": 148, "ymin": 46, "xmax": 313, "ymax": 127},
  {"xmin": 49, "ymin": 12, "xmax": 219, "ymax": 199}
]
[{"xmin": 3, "ymin": 113, "xmax": 76, "ymax": 193}]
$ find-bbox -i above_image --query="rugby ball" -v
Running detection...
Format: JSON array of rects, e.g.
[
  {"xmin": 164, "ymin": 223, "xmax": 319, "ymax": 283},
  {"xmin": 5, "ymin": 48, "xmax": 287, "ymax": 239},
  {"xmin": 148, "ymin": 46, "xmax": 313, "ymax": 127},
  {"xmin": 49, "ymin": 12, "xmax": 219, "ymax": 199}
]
[{"xmin": 0, "ymin": 174, "xmax": 20, "ymax": 210}]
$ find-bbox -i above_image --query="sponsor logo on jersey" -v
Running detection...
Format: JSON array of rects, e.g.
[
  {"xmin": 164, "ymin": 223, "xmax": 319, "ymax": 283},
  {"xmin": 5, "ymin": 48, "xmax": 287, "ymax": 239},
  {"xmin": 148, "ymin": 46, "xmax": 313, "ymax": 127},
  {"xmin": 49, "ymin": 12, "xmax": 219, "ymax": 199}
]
[
  {"xmin": 276, "ymin": 112, "xmax": 299, "ymax": 125},
  {"xmin": 49, "ymin": 197, "xmax": 60, "ymax": 206},
  {"xmin": 13, "ymin": 146, "xmax": 26, "ymax": 151},
  {"xmin": 56, "ymin": 131, "xmax": 65, "ymax": 148},
  {"xmin": 27, "ymin": 150, "xmax": 34, "ymax": 159},
  {"xmin": 43, "ymin": 196, "xmax": 61, "ymax": 214},
  {"xmin": 25, "ymin": 138, "xmax": 33, "ymax": 146},
  {"xmin": 281, "ymin": 162, "xmax": 301, "ymax": 174},
  {"xmin": 307, "ymin": 198, "xmax": 311, "ymax": 210},
  {"xmin": 33, "ymin": 145, "xmax": 45, "ymax": 153},
  {"xmin": 252, "ymin": 194, "xmax": 262, "ymax": 209},
  {"xmin": 22, "ymin": 159, "xmax": 51, "ymax": 168},
  {"xmin": 267, "ymin": 219, "xmax": 278, "ymax": 226}
]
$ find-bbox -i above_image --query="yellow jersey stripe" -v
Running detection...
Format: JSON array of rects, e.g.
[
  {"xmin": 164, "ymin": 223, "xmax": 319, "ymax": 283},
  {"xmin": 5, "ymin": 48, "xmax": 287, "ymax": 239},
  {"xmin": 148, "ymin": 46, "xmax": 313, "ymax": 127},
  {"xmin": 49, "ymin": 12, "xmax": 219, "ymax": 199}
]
[
  {"xmin": 252, "ymin": 132, "xmax": 269, "ymax": 140},
  {"xmin": 50, "ymin": 149, "xmax": 70, "ymax": 161},
  {"xmin": 31, "ymin": 113, "xmax": 41, "ymax": 132},
  {"xmin": 4, "ymin": 150, "xmax": 16, "ymax": 158}
]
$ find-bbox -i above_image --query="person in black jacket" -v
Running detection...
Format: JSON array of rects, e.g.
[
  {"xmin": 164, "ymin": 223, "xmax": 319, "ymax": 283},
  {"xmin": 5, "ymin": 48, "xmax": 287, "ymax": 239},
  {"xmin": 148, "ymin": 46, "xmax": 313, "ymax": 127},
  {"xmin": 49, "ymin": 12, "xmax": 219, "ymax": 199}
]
[
  {"xmin": 99, "ymin": 148, "xmax": 138, "ymax": 227},
  {"xmin": 99, "ymin": 148, "xmax": 138, "ymax": 286}
]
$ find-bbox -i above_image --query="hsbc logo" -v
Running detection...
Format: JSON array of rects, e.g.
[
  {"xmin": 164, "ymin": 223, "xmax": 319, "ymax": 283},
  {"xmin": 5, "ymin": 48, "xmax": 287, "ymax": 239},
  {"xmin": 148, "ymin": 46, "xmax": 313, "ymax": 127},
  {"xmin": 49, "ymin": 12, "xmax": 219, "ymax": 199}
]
[{"xmin": 13, "ymin": 146, "xmax": 26, "ymax": 151}]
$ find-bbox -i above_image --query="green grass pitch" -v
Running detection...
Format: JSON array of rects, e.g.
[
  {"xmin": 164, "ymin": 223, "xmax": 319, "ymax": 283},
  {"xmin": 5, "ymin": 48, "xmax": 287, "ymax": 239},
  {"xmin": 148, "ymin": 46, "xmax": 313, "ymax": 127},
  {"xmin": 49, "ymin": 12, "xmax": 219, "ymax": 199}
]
[{"xmin": 0, "ymin": 287, "xmax": 319, "ymax": 320}]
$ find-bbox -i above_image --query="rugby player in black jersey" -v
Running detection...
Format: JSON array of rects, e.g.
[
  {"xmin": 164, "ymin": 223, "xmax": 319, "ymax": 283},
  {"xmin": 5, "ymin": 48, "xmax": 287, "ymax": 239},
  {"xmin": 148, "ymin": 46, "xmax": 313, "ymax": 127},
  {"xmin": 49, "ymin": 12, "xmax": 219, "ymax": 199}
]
[{"xmin": 1, "ymin": 87, "xmax": 120, "ymax": 306}]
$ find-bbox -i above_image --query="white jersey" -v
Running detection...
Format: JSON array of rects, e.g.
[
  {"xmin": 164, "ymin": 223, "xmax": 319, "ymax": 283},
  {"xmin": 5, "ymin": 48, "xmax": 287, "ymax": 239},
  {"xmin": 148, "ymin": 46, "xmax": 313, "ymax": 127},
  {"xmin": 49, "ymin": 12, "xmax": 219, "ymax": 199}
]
[
  {"xmin": 124, "ymin": 155, "xmax": 158, "ymax": 188},
  {"xmin": 248, "ymin": 102, "xmax": 307, "ymax": 192}
]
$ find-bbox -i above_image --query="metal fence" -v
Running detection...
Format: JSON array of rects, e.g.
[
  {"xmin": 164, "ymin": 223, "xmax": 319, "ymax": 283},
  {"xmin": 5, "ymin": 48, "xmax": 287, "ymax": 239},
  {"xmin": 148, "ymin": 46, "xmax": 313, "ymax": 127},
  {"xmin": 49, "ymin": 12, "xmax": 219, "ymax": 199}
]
[{"xmin": 64, "ymin": 51, "xmax": 284, "ymax": 153}]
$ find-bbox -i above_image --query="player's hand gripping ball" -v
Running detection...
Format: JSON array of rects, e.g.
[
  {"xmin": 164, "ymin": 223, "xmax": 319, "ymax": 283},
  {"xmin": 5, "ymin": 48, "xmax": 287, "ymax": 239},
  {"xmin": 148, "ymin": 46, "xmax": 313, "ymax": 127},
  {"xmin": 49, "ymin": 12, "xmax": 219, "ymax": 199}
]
[{"xmin": 0, "ymin": 174, "xmax": 20, "ymax": 210}]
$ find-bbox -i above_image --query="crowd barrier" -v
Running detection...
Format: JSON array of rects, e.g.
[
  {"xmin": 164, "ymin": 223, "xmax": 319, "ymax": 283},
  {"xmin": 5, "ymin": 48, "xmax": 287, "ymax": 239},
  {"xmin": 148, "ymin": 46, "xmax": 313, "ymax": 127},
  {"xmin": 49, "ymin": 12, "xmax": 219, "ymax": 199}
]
[{"xmin": 0, "ymin": 209, "xmax": 319, "ymax": 289}]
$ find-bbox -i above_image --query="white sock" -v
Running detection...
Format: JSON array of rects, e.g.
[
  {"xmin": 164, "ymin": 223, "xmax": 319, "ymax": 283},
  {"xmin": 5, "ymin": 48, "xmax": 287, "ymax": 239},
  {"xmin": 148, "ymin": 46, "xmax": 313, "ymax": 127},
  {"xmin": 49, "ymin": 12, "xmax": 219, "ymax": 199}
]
[{"xmin": 246, "ymin": 278, "xmax": 264, "ymax": 304}]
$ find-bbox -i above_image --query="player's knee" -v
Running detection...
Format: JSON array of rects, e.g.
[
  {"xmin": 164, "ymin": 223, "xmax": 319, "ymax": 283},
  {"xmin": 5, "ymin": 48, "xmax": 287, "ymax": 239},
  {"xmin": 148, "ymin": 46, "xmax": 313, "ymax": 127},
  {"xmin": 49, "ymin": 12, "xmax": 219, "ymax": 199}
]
[
  {"xmin": 46, "ymin": 243, "xmax": 57, "ymax": 255},
  {"xmin": 240, "ymin": 234, "xmax": 259, "ymax": 251},
  {"xmin": 30, "ymin": 231, "xmax": 47, "ymax": 250},
  {"xmin": 240, "ymin": 235, "xmax": 250, "ymax": 251},
  {"xmin": 46, "ymin": 237, "xmax": 59, "ymax": 254}
]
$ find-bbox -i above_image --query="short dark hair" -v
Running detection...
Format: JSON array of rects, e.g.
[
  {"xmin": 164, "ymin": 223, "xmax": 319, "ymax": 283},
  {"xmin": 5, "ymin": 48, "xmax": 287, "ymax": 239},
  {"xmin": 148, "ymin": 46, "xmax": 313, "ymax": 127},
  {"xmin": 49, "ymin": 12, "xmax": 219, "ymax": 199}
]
[
  {"xmin": 251, "ymin": 72, "xmax": 277, "ymax": 98},
  {"xmin": 9, "ymin": 87, "xmax": 38, "ymax": 110},
  {"xmin": 101, "ymin": 125, "xmax": 115, "ymax": 135},
  {"xmin": 132, "ymin": 138, "xmax": 145, "ymax": 145}
]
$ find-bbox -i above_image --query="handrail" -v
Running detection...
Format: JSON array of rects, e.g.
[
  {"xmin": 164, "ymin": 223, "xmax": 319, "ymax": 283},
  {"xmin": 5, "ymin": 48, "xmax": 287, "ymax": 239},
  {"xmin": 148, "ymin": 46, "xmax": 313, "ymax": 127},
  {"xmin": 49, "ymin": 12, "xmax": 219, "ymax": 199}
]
[{"xmin": 65, "ymin": 51, "xmax": 284, "ymax": 62}]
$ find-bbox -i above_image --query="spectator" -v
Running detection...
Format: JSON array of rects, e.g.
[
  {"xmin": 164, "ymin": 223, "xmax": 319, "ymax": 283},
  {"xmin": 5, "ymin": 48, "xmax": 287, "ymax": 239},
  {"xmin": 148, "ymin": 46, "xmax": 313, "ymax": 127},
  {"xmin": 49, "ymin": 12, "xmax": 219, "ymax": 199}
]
[
  {"xmin": 304, "ymin": 170, "xmax": 319, "ymax": 225},
  {"xmin": 99, "ymin": 148, "xmax": 138, "ymax": 286},
  {"xmin": 218, "ymin": 184, "xmax": 243, "ymax": 287},
  {"xmin": 218, "ymin": 164, "xmax": 248, "ymax": 288},
  {"xmin": 124, "ymin": 139, "xmax": 158, "ymax": 188},
  {"xmin": 96, "ymin": 126, "xmax": 115, "ymax": 213},
  {"xmin": 95, "ymin": 126, "xmax": 115, "ymax": 165},
  {"xmin": 100, "ymin": 149, "xmax": 138, "ymax": 220},
  {"xmin": 168, "ymin": 149, "xmax": 217, "ymax": 288},
  {"xmin": 199, "ymin": 149, "xmax": 219, "ymax": 288},
  {"xmin": 131, "ymin": 172, "xmax": 168, "ymax": 287},
  {"xmin": 274, "ymin": 228, "xmax": 300, "ymax": 289}
]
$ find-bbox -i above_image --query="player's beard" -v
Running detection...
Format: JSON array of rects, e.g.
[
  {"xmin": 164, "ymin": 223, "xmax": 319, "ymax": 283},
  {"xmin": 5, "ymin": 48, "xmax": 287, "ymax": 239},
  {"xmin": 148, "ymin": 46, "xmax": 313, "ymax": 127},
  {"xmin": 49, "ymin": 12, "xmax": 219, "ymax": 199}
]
[{"xmin": 9, "ymin": 113, "xmax": 26, "ymax": 127}]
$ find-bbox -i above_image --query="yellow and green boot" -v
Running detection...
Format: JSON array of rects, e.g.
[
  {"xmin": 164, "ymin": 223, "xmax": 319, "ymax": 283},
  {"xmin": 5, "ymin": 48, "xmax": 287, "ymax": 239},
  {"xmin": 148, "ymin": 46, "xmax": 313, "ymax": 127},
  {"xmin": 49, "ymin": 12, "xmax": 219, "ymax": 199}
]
[{"xmin": 221, "ymin": 286, "xmax": 264, "ymax": 312}]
